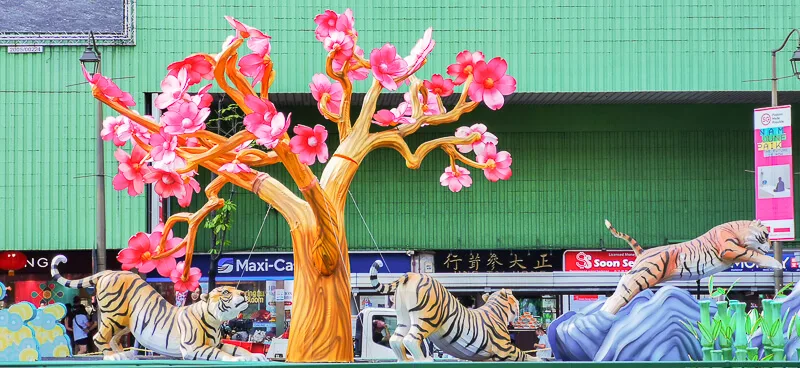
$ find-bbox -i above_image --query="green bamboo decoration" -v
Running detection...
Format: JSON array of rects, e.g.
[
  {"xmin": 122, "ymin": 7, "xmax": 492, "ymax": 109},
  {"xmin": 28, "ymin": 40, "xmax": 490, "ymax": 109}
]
[
  {"xmin": 763, "ymin": 299, "xmax": 774, "ymax": 356},
  {"xmin": 699, "ymin": 300, "xmax": 714, "ymax": 361},
  {"xmin": 715, "ymin": 301, "xmax": 734, "ymax": 360},
  {"xmin": 711, "ymin": 349, "xmax": 723, "ymax": 361},
  {"xmin": 770, "ymin": 301, "xmax": 786, "ymax": 361},
  {"xmin": 732, "ymin": 301, "xmax": 748, "ymax": 361}
]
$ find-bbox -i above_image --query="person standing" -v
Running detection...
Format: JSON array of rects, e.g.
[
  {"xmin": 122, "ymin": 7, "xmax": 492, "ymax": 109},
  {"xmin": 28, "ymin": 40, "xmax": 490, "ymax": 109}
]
[
  {"xmin": 534, "ymin": 328, "xmax": 552, "ymax": 360},
  {"xmin": 72, "ymin": 305, "xmax": 95, "ymax": 354}
]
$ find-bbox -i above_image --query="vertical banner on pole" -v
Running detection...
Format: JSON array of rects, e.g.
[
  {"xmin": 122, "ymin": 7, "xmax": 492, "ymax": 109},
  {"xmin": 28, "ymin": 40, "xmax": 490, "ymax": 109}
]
[
  {"xmin": 150, "ymin": 95, "xmax": 165, "ymax": 227},
  {"xmin": 754, "ymin": 105, "xmax": 795, "ymax": 240}
]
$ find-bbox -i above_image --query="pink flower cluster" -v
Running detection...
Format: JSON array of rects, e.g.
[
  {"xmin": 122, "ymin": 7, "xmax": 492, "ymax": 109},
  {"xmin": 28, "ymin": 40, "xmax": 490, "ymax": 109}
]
[
  {"xmin": 116, "ymin": 224, "xmax": 202, "ymax": 292},
  {"xmin": 440, "ymin": 124, "xmax": 512, "ymax": 192},
  {"xmin": 226, "ymin": 16, "xmax": 273, "ymax": 87},
  {"xmin": 446, "ymin": 51, "xmax": 516, "ymax": 110},
  {"xmin": 314, "ymin": 9, "xmax": 368, "ymax": 80}
]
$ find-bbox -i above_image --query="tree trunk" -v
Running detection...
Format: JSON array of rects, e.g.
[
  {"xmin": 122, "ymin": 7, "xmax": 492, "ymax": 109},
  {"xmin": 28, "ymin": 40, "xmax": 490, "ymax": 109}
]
[{"xmin": 284, "ymin": 224, "xmax": 353, "ymax": 363}]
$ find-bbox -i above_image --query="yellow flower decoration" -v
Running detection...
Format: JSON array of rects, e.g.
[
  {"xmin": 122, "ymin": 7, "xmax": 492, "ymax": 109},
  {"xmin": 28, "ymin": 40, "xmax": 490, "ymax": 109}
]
[
  {"xmin": 19, "ymin": 347, "xmax": 38, "ymax": 361},
  {"xmin": 53, "ymin": 344, "xmax": 71, "ymax": 357}
]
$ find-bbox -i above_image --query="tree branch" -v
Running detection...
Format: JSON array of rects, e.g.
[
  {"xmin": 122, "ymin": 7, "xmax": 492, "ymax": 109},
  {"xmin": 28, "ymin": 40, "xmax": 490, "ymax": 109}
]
[
  {"xmin": 351, "ymin": 79, "xmax": 383, "ymax": 138},
  {"xmin": 398, "ymin": 75, "xmax": 477, "ymax": 137},
  {"xmin": 366, "ymin": 131, "xmax": 484, "ymax": 170},
  {"xmin": 325, "ymin": 53, "xmax": 352, "ymax": 141},
  {"xmin": 177, "ymin": 130, "xmax": 256, "ymax": 174}
]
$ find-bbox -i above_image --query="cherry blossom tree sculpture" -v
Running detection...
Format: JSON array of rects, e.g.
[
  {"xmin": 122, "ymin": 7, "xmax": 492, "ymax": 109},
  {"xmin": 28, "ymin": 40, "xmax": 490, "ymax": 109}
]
[{"xmin": 89, "ymin": 9, "xmax": 516, "ymax": 362}]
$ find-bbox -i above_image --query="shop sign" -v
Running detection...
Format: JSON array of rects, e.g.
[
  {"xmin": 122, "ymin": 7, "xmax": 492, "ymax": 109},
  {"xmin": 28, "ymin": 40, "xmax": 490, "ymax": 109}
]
[
  {"xmin": 563, "ymin": 250, "xmax": 800, "ymax": 273},
  {"xmin": 573, "ymin": 295, "xmax": 600, "ymax": 301},
  {"xmin": 147, "ymin": 252, "xmax": 411, "ymax": 280},
  {"xmin": 434, "ymin": 250, "xmax": 563, "ymax": 273},
  {"xmin": 754, "ymin": 105, "xmax": 794, "ymax": 240},
  {"xmin": 15, "ymin": 251, "xmax": 121, "ymax": 274},
  {"xmin": 563, "ymin": 250, "xmax": 636, "ymax": 272}
]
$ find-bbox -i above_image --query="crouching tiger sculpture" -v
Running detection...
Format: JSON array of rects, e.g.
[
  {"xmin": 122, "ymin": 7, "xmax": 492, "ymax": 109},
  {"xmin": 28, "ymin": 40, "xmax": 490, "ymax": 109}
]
[
  {"xmin": 369, "ymin": 260, "xmax": 536, "ymax": 362},
  {"xmin": 50, "ymin": 255, "xmax": 267, "ymax": 361},
  {"xmin": 601, "ymin": 220, "xmax": 782, "ymax": 314}
]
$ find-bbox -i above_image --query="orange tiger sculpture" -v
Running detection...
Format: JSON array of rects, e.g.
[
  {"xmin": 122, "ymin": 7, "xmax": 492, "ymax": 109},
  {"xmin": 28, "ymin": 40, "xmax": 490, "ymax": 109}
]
[{"xmin": 601, "ymin": 219, "xmax": 782, "ymax": 314}]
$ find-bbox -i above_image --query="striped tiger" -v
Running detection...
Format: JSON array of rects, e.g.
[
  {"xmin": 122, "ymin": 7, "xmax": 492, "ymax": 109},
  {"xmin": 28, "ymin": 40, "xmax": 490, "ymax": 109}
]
[
  {"xmin": 601, "ymin": 220, "xmax": 782, "ymax": 314},
  {"xmin": 369, "ymin": 260, "xmax": 536, "ymax": 362},
  {"xmin": 50, "ymin": 255, "xmax": 266, "ymax": 361}
]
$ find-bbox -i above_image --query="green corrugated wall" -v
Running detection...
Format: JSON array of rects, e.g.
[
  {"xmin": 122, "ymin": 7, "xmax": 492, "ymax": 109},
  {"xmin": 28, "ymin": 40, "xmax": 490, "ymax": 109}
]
[
  {"xmin": 1, "ymin": 0, "xmax": 799, "ymax": 251},
  {"xmin": 177, "ymin": 103, "xmax": 799, "ymax": 252}
]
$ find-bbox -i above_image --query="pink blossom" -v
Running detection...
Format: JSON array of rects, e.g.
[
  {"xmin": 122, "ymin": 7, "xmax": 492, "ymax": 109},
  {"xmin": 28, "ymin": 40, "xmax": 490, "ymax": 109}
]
[
  {"xmin": 155, "ymin": 68, "xmax": 189, "ymax": 109},
  {"xmin": 161, "ymin": 101, "xmax": 210, "ymax": 135},
  {"xmin": 403, "ymin": 90, "xmax": 441, "ymax": 116},
  {"xmin": 112, "ymin": 145, "xmax": 151, "ymax": 196},
  {"xmin": 455, "ymin": 124, "xmax": 498, "ymax": 155},
  {"xmin": 324, "ymin": 31, "xmax": 354, "ymax": 62},
  {"xmin": 82, "ymin": 65, "xmax": 136, "ymax": 107},
  {"xmin": 439, "ymin": 165, "xmax": 472, "ymax": 192},
  {"xmin": 220, "ymin": 160, "xmax": 252, "ymax": 173},
  {"xmin": 314, "ymin": 10, "xmax": 339, "ymax": 41},
  {"xmin": 476, "ymin": 143, "xmax": 512, "ymax": 182},
  {"xmin": 333, "ymin": 46, "xmax": 368, "ymax": 80},
  {"xmin": 176, "ymin": 174, "xmax": 201, "ymax": 208},
  {"xmin": 247, "ymin": 28, "xmax": 272, "ymax": 56},
  {"xmin": 372, "ymin": 108, "xmax": 414, "ymax": 127},
  {"xmin": 117, "ymin": 231, "xmax": 181, "ymax": 276},
  {"xmin": 167, "ymin": 55, "xmax": 213, "ymax": 85},
  {"xmin": 225, "ymin": 16, "xmax": 254, "ymax": 38},
  {"xmin": 309, "ymin": 74, "xmax": 343, "ymax": 115},
  {"xmin": 289, "ymin": 124, "xmax": 329, "ymax": 165},
  {"xmin": 239, "ymin": 53, "xmax": 270, "ymax": 87},
  {"xmin": 370, "ymin": 44, "xmax": 408, "ymax": 91},
  {"xmin": 336, "ymin": 9, "xmax": 357, "ymax": 38},
  {"xmin": 149, "ymin": 131, "xmax": 178, "ymax": 165},
  {"xmin": 152, "ymin": 222, "xmax": 186, "ymax": 258},
  {"xmin": 191, "ymin": 84, "xmax": 214, "ymax": 109},
  {"xmin": 144, "ymin": 169, "xmax": 186, "ymax": 198},
  {"xmin": 184, "ymin": 137, "xmax": 201, "ymax": 147},
  {"xmin": 424, "ymin": 74, "xmax": 455, "ymax": 97},
  {"xmin": 117, "ymin": 233, "xmax": 157, "ymax": 273},
  {"xmin": 468, "ymin": 57, "xmax": 517, "ymax": 110},
  {"xmin": 243, "ymin": 95, "xmax": 290, "ymax": 148},
  {"xmin": 130, "ymin": 121, "xmax": 151, "ymax": 143},
  {"xmin": 101, "ymin": 115, "xmax": 131, "ymax": 146},
  {"xmin": 447, "ymin": 50, "xmax": 485, "ymax": 85},
  {"xmin": 171, "ymin": 261, "xmax": 202, "ymax": 293},
  {"xmin": 403, "ymin": 28, "xmax": 434, "ymax": 76}
]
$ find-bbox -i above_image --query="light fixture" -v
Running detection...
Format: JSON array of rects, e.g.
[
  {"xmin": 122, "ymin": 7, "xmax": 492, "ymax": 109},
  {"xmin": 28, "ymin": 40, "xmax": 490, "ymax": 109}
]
[
  {"xmin": 79, "ymin": 32, "xmax": 101, "ymax": 77},
  {"xmin": 791, "ymin": 46, "xmax": 800, "ymax": 78}
]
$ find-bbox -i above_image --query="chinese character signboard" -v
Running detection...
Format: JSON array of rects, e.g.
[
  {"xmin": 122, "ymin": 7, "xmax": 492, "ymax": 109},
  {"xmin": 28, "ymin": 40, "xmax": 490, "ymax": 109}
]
[
  {"xmin": 754, "ymin": 105, "xmax": 795, "ymax": 241},
  {"xmin": 434, "ymin": 250, "xmax": 563, "ymax": 273}
]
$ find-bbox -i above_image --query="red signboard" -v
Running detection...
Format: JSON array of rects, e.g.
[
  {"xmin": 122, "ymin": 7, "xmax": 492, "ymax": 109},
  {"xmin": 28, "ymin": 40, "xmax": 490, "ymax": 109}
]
[
  {"xmin": 572, "ymin": 295, "xmax": 600, "ymax": 301},
  {"xmin": 562, "ymin": 250, "xmax": 637, "ymax": 272}
]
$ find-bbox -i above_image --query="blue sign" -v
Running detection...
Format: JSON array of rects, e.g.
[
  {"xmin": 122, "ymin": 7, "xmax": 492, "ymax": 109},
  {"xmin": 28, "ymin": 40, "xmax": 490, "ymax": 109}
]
[
  {"xmin": 146, "ymin": 252, "xmax": 410, "ymax": 282},
  {"xmin": 728, "ymin": 253, "xmax": 800, "ymax": 272}
]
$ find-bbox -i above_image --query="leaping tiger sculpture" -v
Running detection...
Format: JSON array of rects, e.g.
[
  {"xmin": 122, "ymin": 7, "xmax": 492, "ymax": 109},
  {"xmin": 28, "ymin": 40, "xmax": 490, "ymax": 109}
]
[
  {"xmin": 50, "ymin": 255, "xmax": 267, "ymax": 361},
  {"xmin": 601, "ymin": 220, "xmax": 782, "ymax": 314},
  {"xmin": 369, "ymin": 260, "xmax": 536, "ymax": 362}
]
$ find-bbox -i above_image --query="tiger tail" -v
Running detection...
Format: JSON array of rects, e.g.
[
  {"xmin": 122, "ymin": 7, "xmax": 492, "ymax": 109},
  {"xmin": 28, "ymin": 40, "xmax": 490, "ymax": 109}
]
[
  {"xmin": 605, "ymin": 219, "xmax": 643, "ymax": 256},
  {"xmin": 50, "ymin": 254, "xmax": 113, "ymax": 288},
  {"xmin": 370, "ymin": 260, "xmax": 409, "ymax": 294}
]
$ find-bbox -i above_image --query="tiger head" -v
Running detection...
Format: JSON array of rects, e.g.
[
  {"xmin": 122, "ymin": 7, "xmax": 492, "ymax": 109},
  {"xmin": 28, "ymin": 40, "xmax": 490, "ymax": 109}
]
[
  {"xmin": 739, "ymin": 220, "xmax": 771, "ymax": 254},
  {"xmin": 200, "ymin": 286, "xmax": 249, "ymax": 321},
  {"xmin": 482, "ymin": 288, "xmax": 520, "ymax": 321}
]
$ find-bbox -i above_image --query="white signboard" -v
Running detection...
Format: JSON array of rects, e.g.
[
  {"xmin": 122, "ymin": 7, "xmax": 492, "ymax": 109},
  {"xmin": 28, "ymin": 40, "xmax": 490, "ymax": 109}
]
[{"xmin": 8, "ymin": 46, "xmax": 43, "ymax": 54}]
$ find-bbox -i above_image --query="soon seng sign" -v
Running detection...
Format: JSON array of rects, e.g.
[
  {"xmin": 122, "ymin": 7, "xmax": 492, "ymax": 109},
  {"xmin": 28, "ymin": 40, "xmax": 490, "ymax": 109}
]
[{"xmin": 563, "ymin": 250, "xmax": 637, "ymax": 272}]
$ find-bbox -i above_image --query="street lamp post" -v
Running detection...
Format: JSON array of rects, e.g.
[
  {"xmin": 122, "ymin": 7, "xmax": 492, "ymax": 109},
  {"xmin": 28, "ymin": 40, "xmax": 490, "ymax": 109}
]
[
  {"xmin": 769, "ymin": 29, "xmax": 800, "ymax": 294},
  {"xmin": 79, "ymin": 32, "xmax": 106, "ymax": 274}
]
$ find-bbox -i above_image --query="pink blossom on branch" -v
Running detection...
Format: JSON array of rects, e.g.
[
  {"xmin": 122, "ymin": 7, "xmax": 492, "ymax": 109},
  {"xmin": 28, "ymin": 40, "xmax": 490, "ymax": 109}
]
[
  {"xmin": 224, "ymin": 16, "xmax": 272, "ymax": 55},
  {"xmin": 372, "ymin": 108, "xmax": 414, "ymax": 127},
  {"xmin": 424, "ymin": 74, "xmax": 455, "ymax": 97},
  {"xmin": 477, "ymin": 143, "xmax": 512, "ymax": 182},
  {"xmin": 403, "ymin": 28, "xmax": 435, "ymax": 76},
  {"xmin": 336, "ymin": 8, "xmax": 357, "ymax": 38},
  {"xmin": 145, "ymin": 168, "xmax": 186, "ymax": 199},
  {"xmin": 190, "ymin": 84, "xmax": 214, "ymax": 109},
  {"xmin": 243, "ymin": 96, "xmax": 290, "ymax": 148},
  {"xmin": 155, "ymin": 68, "xmax": 190, "ymax": 110},
  {"xmin": 152, "ymin": 222, "xmax": 187, "ymax": 258},
  {"xmin": 455, "ymin": 123, "xmax": 498, "ymax": 155},
  {"xmin": 440, "ymin": 165, "xmax": 472, "ymax": 192},
  {"xmin": 176, "ymin": 174, "xmax": 201, "ymax": 208},
  {"xmin": 117, "ymin": 231, "xmax": 182, "ymax": 277},
  {"xmin": 324, "ymin": 31, "xmax": 354, "ymax": 62},
  {"xmin": 314, "ymin": 9, "xmax": 357, "ymax": 41},
  {"xmin": 167, "ymin": 55, "xmax": 213, "ymax": 85},
  {"xmin": 112, "ymin": 146, "xmax": 151, "ymax": 196},
  {"xmin": 82, "ymin": 65, "xmax": 136, "ymax": 107},
  {"xmin": 468, "ymin": 57, "xmax": 517, "ymax": 110},
  {"xmin": 309, "ymin": 74, "xmax": 343, "ymax": 115},
  {"xmin": 370, "ymin": 44, "xmax": 408, "ymax": 91},
  {"xmin": 161, "ymin": 100, "xmax": 210, "ymax": 135},
  {"xmin": 171, "ymin": 261, "xmax": 202, "ymax": 293},
  {"xmin": 403, "ymin": 90, "xmax": 442, "ymax": 116},
  {"xmin": 149, "ymin": 131, "xmax": 178, "ymax": 165},
  {"xmin": 290, "ymin": 124, "xmax": 329, "ymax": 165},
  {"xmin": 239, "ymin": 53, "xmax": 271, "ymax": 87},
  {"xmin": 100, "ymin": 115, "xmax": 131, "ymax": 147},
  {"xmin": 333, "ymin": 46, "xmax": 368, "ymax": 80},
  {"xmin": 220, "ymin": 160, "xmax": 252, "ymax": 174},
  {"xmin": 447, "ymin": 50, "xmax": 485, "ymax": 86}
]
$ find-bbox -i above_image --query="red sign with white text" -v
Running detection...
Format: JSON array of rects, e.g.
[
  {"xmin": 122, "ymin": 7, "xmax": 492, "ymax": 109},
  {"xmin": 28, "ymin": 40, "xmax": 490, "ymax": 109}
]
[
  {"xmin": 562, "ymin": 250, "xmax": 637, "ymax": 272},
  {"xmin": 572, "ymin": 295, "xmax": 600, "ymax": 301}
]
